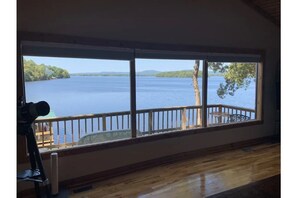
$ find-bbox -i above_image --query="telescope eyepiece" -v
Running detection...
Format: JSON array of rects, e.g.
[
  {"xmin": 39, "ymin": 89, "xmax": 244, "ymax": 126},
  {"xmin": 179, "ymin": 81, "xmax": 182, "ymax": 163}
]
[{"xmin": 18, "ymin": 101, "xmax": 50, "ymax": 123}]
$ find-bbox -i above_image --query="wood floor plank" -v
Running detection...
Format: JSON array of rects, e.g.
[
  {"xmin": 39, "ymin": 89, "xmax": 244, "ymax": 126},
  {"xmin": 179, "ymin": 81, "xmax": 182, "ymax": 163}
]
[{"xmin": 69, "ymin": 143, "xmax": 280, "ymax": 198}]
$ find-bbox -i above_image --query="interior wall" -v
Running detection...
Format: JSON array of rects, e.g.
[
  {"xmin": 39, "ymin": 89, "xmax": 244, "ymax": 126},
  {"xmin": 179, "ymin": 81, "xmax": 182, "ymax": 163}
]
[{"xmin": 17, "ymin": 0, "xmax": 280, "ymax": 192}]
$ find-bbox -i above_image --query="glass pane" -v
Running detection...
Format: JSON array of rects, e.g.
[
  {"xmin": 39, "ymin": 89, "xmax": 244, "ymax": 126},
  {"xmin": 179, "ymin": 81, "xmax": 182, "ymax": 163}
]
[
  {"xmin": 136, "ymin": 59, "xmax": 203, "ymax": 136},
  {"xmin": 24, "ymin": 56, "xmax": 131, "ymax": 151},
  {"xmin": 207, "ymin": 62, "xmax": 257, "ymax": 126}
]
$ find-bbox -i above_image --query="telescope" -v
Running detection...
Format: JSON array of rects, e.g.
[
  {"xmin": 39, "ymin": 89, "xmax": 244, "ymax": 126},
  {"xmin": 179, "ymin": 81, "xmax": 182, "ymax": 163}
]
[
  {"xmin": 17, "ymin": 100, "xmax": 51, "ymax": 197},
  {"xmin": 17, "ymin": 101, "xmax": 50, "ymax": 135}
]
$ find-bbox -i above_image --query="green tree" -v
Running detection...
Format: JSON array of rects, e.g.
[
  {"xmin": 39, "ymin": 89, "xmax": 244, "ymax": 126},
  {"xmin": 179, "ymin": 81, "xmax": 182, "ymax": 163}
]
[
  {"xmin": 23, "ymin": 59, "xmax": 70, "ymax": 81},
  {"xmin": 192, "ymin": 61, "xmax": 202, "ymax": 125},
  {"xmin": 192, "ymin": 61, "xmax": 256, "ymax": 124},
  {"xmin": 209, "ymin": 62, "xmax": 256, "ymax": 98}
]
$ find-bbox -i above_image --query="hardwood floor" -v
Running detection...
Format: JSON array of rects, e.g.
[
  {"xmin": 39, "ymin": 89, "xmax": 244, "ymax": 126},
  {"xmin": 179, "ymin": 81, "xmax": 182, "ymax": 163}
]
[{"xmin": 69, "ymin": 143, "xmax": 280, "ymax": 198}]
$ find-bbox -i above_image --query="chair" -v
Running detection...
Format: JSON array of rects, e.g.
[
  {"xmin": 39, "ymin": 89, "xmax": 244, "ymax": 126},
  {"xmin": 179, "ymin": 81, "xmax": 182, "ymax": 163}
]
[
  {"xmin": 228, "ymin": 114, "xmax": 250, "ymax": 123},
  {"xmin": 77, "ymin": 129, "xmax": 139, "ymax": 145}
]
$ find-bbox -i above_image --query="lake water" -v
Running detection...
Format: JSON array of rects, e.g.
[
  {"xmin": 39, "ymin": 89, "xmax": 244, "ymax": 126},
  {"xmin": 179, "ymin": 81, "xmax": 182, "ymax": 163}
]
[{"xmin": 25, "ymin": 76, "xmax": 256, "ymax": 117}]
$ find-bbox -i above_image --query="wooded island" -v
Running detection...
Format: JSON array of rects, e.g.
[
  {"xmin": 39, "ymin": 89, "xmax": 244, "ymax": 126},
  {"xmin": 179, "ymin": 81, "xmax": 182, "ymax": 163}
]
[{"xmin": 24, "ymin": 60, "xmax": 70, "ymax": 82}]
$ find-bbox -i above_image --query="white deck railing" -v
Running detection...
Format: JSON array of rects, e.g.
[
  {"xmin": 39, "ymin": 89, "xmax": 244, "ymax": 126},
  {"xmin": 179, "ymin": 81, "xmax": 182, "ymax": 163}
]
[{"xmin": 34, "ymin": 104, "xmax": 255, "ymax": 150}]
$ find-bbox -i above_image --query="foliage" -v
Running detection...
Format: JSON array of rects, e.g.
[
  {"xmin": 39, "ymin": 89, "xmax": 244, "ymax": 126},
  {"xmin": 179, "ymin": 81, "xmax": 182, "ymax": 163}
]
[
  {"xmin": 208, "ymin": 62, "xmax": 256, "ymax": 98},
  {"xmin": 156, "ymin": 70, "xmax": 203, "ymax": 78},
  {"xmin": 23, "ymin": 59, "xmax": 70, "ymax": 82}
]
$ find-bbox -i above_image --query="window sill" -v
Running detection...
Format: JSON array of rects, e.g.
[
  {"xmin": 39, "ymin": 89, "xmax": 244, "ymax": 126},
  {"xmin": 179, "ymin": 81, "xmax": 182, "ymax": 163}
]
[{"xmin": 38, "ymin": 120, "xmax": 263, "ymax": 160}]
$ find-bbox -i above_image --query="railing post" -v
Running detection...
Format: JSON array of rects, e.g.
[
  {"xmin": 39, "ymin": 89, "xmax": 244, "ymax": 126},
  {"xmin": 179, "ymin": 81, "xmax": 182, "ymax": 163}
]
[
  {"xmin": 181, "ymin": 108, "xmax": 187, "ymax": 130},
  {"xmin": 218, "ymin": 105, "xmax": 222, "ymax": 124},
  {"xmin": 148, "ymin": 111, "xmax": 153, "ymax": 134},
  {"xmin": 49, "ymin": 121, "xmax": 53, "ymax": 146},
  {"xmin": 102, "ymin": 116, "xmax": 106, "ymax": 131}
]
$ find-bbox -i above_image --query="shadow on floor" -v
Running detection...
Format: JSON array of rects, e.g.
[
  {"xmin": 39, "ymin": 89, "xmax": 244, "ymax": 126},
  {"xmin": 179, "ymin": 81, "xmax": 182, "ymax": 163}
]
[{"xmin": 207, "ymin": 174, "xmax": 280, "ymax": 198}]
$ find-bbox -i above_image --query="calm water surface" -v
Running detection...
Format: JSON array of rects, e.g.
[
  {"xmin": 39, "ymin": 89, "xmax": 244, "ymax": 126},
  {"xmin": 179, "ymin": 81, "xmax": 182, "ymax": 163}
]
[{"xmin": 25, "ymin": 76, "xmax": 256, "ymax": 117}]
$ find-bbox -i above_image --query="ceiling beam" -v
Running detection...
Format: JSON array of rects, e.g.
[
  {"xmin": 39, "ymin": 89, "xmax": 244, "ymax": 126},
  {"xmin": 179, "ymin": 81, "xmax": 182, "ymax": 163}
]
[{"xmin": 242, "ymin": 0, "xmax": 280, "ymax": 27}]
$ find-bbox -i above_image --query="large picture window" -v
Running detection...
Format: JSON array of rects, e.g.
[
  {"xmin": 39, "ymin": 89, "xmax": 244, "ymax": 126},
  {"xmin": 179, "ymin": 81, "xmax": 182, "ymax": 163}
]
[{"xmin": 20, "ymin": 42, "xmax": 263, "ymax": 151}]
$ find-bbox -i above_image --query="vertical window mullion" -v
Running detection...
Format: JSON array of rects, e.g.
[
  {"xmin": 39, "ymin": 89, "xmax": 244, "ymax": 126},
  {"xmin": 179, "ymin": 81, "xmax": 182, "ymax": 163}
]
[
  {"xmin": 202, "ymin": 60, "xmax": 208, "ymax": 127},
  {"xmin": 255, "ymin": 62, "xmax": 263, "ymax": 120},
  {"xmin": 130, "ymin": 58, "xmax": 137, "ymax": 138}
]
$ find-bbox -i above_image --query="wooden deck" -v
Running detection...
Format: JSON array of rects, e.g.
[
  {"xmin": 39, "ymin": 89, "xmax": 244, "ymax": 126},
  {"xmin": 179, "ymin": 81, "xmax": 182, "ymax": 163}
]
[{"xmin": 69, "ymin": 142, "xmax": 280, "ymax": 198}]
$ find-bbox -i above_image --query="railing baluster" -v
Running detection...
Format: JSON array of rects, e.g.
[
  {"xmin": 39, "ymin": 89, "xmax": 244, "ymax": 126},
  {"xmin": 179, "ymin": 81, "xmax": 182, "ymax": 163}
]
[
  {"xmin": 138, "ymin": 113, "xmax": 140, "ymax": 131},
  {"xmin": 158, "ymin": 111, "xmax": 160, "ymax": 131},
  {"xmin": 122, "ymin": 115, "xmax": 124, "ymax": 129},
  {"xmin": 166, "ymin": 110, "xmax": 169, "ymax": 130},
  {"xmin": 127, "ymin": 114, "xmax": 130, "ymax": 129},
  {"xmin": 214, "ymin": 107, "xmax": 217, "ymax": 124},
  {"xmin": 171, "ymin": 110, "xmax": 173, "ymax": 129},
  {"xmin": 91, "ymin": 118, "xmax": 94, "ymax": 132},
  {"xmin": 152, "ymin": 111, "xmax": 155, "ymax": 131},
  {"xmin": 78, "ymin": 119, "xmax": 81, "ymax": 139},
  {"xmin": 71, "ymin": 120, "xmax": 74, "ymax": 144},
  {"xmin": 187, "ymin": 108, "xmax": 190, "ymax": 127},
  {"xmin": 148, "ymin": 111, "xmax": 153, "ymax": 133},
  {"xmin": 207, "ymin": 107, "xmax": 209, "ymax": 125},
  {"xmin": 162, "ymin": 111, "xmax": 164, "ymax": 130},
  {"xmin": 110, "ymin": 116, "xmax": 112, "ymax": 131},
  {"xmin": 218, "ymin": 106, "xmax": 222, "ymax": 124},
  {"xmin": 207, "ymin": 106, "xmax": 210, "ymax": 125},
  {"xmin": 222, "ymin": 107, "xmax": 226, "ymax": 123},
  {"xmin": 225, "ymin": 107, "xmax": 229, "ymax": 123},
  {"xmin": 192, "ymin": 108, "xmax": 194, "ymax": 126},
  {"xmin": 176, "ymin": 110, "xmax": 178, "ymax": 128},
  {"xmin": 57, "ymin": 121, "xmax": 60, "ymax": 147},
  {"xmin": 210, "ymin": 107, "xmax": 212, "ymax": 124},
  {"xmin": 98, "ymin": 117, "xmax": 100, "ymax": 131},
  {"xmin": 181, "ymin": 108, "xmax": 187, "ymax": 130},
  {"xmin": 143, "ymin": 113, "xmax": 145, "ymax": 132},
  {"xmin": 49, "ymin": 122, "xmax": 53, "ymax": 147},
  {"xmin": 116, "ymin": 115, "xmax": 119, "ymax": 130},
  {"xmin": 83, "ymin": 118, "xmax": 86, "ymax": 134},
  {"xmin": 64, "ymin": 120, "xmax": 67, "ymax": 144},
  {"xmin": 102, "ymin": 116, "xmax": 106, "ymax": 131},
  {"xmin": 180, "ymin": 110, "xmax": 182, "ymax": 128},
  {"xmin": 41, "ymin": 122, "xmax": 44, "ymax": 147}
]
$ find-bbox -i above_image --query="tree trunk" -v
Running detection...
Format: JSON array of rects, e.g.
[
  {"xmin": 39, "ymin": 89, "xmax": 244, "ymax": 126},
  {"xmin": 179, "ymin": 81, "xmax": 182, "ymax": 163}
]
[{"xmin": 192, "ymin": 60, "xmax": 202, "ymax": 126}]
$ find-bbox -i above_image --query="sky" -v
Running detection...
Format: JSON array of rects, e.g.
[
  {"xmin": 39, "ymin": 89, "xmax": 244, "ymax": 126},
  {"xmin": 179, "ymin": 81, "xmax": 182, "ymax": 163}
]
[{"xmin": 24, "ymin": 56, "xmax": 202, "ymax": 73}]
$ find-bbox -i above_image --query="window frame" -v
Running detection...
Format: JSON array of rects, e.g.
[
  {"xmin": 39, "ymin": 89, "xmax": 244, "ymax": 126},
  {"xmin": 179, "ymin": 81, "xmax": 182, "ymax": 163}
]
[{"xmin": 18, "ymin": 37, "xmax": 264, "ymax": 159}]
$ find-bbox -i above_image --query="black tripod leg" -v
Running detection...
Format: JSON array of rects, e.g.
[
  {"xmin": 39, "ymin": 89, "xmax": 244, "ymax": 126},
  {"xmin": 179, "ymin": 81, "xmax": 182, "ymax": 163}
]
[
  {"xmin": 27, "ymin": 128, "xmax": 51, "ymax": 198},
  {"xmin": 26, "ymin": 131, "xmax": 41, "ymax": 197},
  {"xmin": 26, "ymin": 132, "xmax": 37, "ymax": 170},
  {"xmin": 34, "ymin": 182, "xmax": 41, "ymax": 198}
]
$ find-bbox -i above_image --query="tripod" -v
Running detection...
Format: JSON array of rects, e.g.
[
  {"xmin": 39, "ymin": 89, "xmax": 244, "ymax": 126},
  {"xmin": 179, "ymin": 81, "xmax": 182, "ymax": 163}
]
[{"xmin": 17, "ymin": 124, "xmax": 51, "ymax": 198}]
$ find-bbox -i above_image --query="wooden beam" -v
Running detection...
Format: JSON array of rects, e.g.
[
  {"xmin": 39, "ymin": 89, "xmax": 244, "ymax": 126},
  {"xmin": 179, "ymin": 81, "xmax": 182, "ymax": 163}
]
[{"xmin": 242, "ymin": 0, "xmax": 280, "ymax": 26}]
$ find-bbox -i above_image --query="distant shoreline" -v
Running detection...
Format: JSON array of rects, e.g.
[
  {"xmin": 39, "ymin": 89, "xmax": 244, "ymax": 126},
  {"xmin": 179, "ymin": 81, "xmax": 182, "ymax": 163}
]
[{"xmin": 70, "ymin": 70, "xmax": 223, "ymax": 78}]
